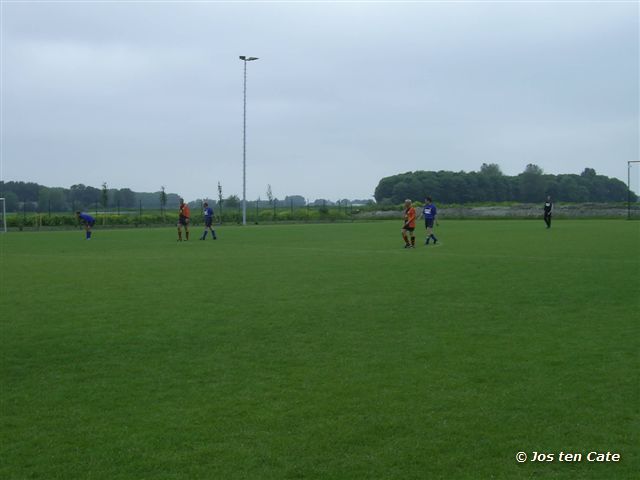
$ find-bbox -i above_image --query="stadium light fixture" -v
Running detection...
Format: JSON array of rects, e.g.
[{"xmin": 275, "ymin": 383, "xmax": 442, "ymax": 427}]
[{"xmin": 240, "ymin": 55, "xmax": 259, "ymax": 226}]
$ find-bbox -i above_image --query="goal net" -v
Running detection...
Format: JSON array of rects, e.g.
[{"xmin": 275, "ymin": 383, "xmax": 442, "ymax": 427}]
[
  {"xmin": 0, "ymin": 198, "xmax": 6, "ymax": 233},
  {"xmin": 629, "ymin": 162, "xmax": 640, "ymax": 220}
]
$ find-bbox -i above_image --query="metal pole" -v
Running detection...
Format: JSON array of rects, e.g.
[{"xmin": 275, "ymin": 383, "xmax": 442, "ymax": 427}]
[
  {"xmin": 240, "ymin": 56, "xmax": 258, "ymax": 226},
  {"xmin": 629, "ymin": 161, "xmax": 632, "ymax": 220},
  {"xmin": 242, "ymin": 59, "xmax": 247, "ymax": 226}
]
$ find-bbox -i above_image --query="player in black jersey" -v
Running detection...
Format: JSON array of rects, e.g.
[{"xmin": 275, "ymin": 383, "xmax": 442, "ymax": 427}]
[{"xmin": 543, "ymin": 196, "xmax": 553, "ymax": 229}]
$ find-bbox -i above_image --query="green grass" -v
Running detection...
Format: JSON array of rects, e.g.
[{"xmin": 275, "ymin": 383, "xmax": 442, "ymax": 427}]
[{"xmin": 1, "ymin": 220, "xmax": 638, "ymax": 479}]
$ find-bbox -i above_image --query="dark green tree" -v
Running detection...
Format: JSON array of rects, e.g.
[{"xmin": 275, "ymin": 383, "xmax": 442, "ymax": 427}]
[
  {"xmin": 160, "ymin": 186, "xmax": 167, "ymax": 216},
  {"xmin": 225, "ymin": 195, "xmax": 240, "ymax": 208},
  {"xmin": 518, "ymin": 164, "xmax": 546, "ymax": 202}
]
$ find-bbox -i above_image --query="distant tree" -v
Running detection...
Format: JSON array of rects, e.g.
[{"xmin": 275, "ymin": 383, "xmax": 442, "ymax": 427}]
[
  {"xmin": 101, "ymin": 182, "xmax": 109, "ymax": 208},
  {"xmin": 374, "ymin": 176, "xmax": 400, "ymax": 203},
  {"xmin": 480, "ymin": 163, "xmax": 503, "ymax": 176},
  {"xmin": 518, "ymin": 164, "xmax": 546, "ymax": 202},
  {"xmin": 2, "ymin": 191, "xmax": 19, "ymax": 212},
  {"xmin": 225, "ymin": 195, "xmax": 240, "ymax": 208},
  {"xmin": 524, "ymin": 164, "xmax": 544, "ymax": 176},
  {"xmin": 160, "ymin": 186, "xmax": 167, "ymax": 216},
  {"xmin": 69, "ymin": 184, "xmax": 100, "ymax": 209},
  {"xmin": 284, "ymin": 195, "xmax": 306, "ymax": 207},
  {"xmin": 68, "ymin": 184, "xmax": 86, "ymax": 207},
  {"xmin": 266, "ymin": 184, "xmax": 273, "ymax": 205},
  {"xmin": 557, "ymin": 175, "xmax": 581, "ymax": 202},
  {"xmin": 101, "ymin": 182, "xmax": 109, "ymax": 223},
  {"xmin": 38, "ymin": 187, "xmax": 67, "ymax": 212},
  {"xmin": 311, "ymin": 199, "xmax": 334, "ymax": 206},
  {"xmin": 391, "ymin": 181, "xmax": 410, "ymax": 203},
  {"xmin": 608, "ymin": 178, "xmax": 635, "ymax": 202},
  {"xmin": 217, "ymin": 182, "xmax": 223, "ymax": 217},
  {"xmin": 2, "ymin": 181, "xmax": 40, "ymax": 202},
  {"xmin": 117, "ymin": 188, "xmax": 136, "ymax": 208}
]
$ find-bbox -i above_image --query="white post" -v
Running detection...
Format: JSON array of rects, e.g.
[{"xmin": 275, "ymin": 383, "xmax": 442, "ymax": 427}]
[{"xmin": 239, "ymin": 56, "xmax": 259, "ymax": 226}]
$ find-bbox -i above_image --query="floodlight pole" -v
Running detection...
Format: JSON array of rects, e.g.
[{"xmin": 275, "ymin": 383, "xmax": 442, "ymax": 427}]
[{"xmin": 240, "ymin": 55, "xmax": 259, "ymax": 226}]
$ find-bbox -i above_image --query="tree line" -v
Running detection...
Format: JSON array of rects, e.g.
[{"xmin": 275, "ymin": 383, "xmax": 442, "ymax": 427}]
[
  {"xmin": 374, "ymin": 164, "xmax": 636, "ymax": 204},
  {"xmin": 0, "ymin": 181, "xmax": 374, "ymax": 214},
  {"xmin": 3, "ymin": 165, "xmax": 634, "ymax": 214},
  {"xmin": 0, "ymin": 182, "xmax": 184, "ymax": 213}
]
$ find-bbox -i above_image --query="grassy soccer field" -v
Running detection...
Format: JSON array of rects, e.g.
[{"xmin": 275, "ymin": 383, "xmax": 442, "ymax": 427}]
[{"xmin": 1, "ymin": 220, "xmax": 638, "ymax": 479}]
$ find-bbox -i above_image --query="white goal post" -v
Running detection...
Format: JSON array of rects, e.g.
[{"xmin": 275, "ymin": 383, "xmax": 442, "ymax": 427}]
[
  {"xmin": 629, "ymin": 162, "xmax": 640, "ymax": 220},
  {"xmin": 0, "ymin": 198, "xmax": 6, "ymax": 233}
]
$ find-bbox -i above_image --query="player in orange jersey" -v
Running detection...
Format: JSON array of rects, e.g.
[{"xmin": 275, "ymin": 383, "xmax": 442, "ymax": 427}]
[
  {"xmin": 177, "ymin": 198, "xmax": 191, "ymax": 241},
  {"xmin": 401, "ymin": 199, "xmax": 416, "ymax": 248}
]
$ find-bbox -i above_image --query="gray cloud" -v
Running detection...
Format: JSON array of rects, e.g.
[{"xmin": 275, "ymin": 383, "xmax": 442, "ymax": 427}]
[{"xmin": 2, "ymin": 1, "xmax": 638, "ymax": 201}]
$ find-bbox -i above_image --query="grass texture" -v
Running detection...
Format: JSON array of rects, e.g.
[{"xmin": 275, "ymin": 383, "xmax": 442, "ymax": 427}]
[{"xmin": 1, "ymin": 220, "xmax": 638, "ymax": 479}]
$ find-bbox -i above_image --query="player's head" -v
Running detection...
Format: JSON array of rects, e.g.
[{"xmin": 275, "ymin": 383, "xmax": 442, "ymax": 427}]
[
  {"xmin": 203, "ymin": 202, "xmax": 208, "ymax": 207},
  {"xmin": 404, "ymin": 199, "xmax": 412, "ymax": 207},
  {"xmin": 426, "ymin": 196, "xmax": 432, "ymax": 204},
  {"xmin": 75, "ymin": 211, "xmax": 81, "ymax": 216},
  {"xmin": 179, "ymin": 198, "xmax": 184, "ymax": 205}
]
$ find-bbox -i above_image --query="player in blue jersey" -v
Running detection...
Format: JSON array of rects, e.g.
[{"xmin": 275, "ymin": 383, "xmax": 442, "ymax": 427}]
[
  {"xmin": 199, "ymin": 202, "xmax": 217, "ymax": 240},
  {"xmin": 75, "ymin": 211, "xmax": 95, "ymax": 240},
  {"xmin": 421, "ymin": 197, "xmax": 439, "ymax": 245}
]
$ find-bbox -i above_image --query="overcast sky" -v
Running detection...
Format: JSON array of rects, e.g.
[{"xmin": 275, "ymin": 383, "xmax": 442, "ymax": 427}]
[{"xmin": 1, "ymin": 1, "xmax": 638, "ymax": 202}]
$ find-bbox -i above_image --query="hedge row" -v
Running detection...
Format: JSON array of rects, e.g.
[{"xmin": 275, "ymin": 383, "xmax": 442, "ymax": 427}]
[{"xmin": 5, "ymin": 209, "xmax": 354, "ymax": 228}]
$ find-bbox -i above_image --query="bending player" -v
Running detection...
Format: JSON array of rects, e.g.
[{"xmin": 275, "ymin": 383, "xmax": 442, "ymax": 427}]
[{"xmin": 76, "ymin": 211, "xmax": 95, "ymax": 240}]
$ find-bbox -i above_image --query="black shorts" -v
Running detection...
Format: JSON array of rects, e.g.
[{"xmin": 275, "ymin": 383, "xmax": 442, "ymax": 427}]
[
  {"xmin": 402, "ymin": 226, "xmax": 415, "ymax": 232},
  {"xmin": 83, "ymin": 220, "xmax": 95, "ymax": 227},
  {"xmin": 425, "ymin": 218, "xmax": 434, "ymax": 228},
  {"xmin": 178, "ymin": 216, "xmax": 189, "ymax": 226},
  {"xmin": 205, "ymin": 217, "xmax": 213, "ymax": 227}
]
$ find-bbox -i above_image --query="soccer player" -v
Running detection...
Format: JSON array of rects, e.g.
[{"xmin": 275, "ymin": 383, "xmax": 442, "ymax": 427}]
[
  {"xmin": 421, "ymin": 196, "xmax": 439, "ymax": 245},
  {"xmin": 76, "ymin": 211, "xmax": 95, "ymax": 240},
  {"xmin": 401, "ymin": 199, "xmax": 416, "ymax": 248},
  {"xmin": 200, "ymin": 202, "xmax": 217, "ymax": 240},
  {"xmin": 177, "ymin": 198, "xmax": 190, "ymax": 241},
  {"xmin": 543, "ymin": 195, "xmax": 553, "ymax": 229}
]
